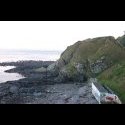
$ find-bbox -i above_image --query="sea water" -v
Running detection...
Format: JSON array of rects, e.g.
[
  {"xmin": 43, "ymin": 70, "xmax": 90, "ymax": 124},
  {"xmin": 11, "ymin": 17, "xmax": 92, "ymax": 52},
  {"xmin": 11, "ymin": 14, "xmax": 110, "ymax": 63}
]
[
  {"xmin": 0, "ymin": 66, "xmax": 25, "ymax": 83},
  {"xmin": 0, "ymin": 49, "xmax": 62, "ymax": 62},
  {"xmin": 0, "ymin": 50, "xmax": 62, "ymax": 83}
]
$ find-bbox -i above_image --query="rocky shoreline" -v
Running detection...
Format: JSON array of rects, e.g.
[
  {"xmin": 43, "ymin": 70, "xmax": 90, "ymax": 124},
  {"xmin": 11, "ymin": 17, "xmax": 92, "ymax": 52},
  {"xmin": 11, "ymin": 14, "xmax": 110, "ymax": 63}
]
[{"xmin": 0, "ymin": 61, "xmax": 97, "ymax": 104}]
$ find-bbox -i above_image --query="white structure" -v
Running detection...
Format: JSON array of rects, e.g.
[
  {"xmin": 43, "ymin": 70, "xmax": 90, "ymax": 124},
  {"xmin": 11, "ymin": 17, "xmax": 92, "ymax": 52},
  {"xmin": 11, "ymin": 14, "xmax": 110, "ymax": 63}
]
[{"xmin": 92, "ymin": 82, "xmax": 122, "ymax": 104}]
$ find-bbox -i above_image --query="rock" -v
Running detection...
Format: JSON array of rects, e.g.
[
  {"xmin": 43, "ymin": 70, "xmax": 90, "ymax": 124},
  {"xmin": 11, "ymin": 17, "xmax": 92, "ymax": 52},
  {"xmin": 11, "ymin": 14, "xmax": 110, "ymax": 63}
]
[
  {"xmin": 75, "ymin": 63, "xmax": 84, "ymax": 74},
  {"xmin": 33, "ymin": 92, "xmax": 42, "ymax": 96},
  {"xmin": 9, "ymin": 86, "xmax": 19, "ymax": 94},
  {"xmin": 67, "ymin": 95, "xmax": 79, "ymax": 104},
  {"xmin": 101, "ymin": 56, "xmax": 105, "ymax": 60},
  {"xmin": 19, "ymin": 88, "xmax": 29, "ymax": 93},
  {"xmin": 78, "ymin": 87, "xmax": 88, "ymax": 95},
  {"xmin": 35, "ymin": 67, "xmax": 46, "ymax": 73},
  {"xmin": 47, "ymin": 62, "xmax": 59, "ymax": 76},
  {"xmin": 90, "ymin": 57, "xmax": 110, "ymax": 74},
  {"xmin": 47, "ymin": 63, "xmax": 56, "ymax": 71},
  {"xmin": 46, "ymin": 90, "xmax": 50, "ymax": 93}
]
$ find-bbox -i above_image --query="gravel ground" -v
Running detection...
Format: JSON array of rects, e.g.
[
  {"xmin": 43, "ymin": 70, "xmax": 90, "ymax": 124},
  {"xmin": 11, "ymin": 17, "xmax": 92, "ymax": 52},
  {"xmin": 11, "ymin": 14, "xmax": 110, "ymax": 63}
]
[
  {"xmin": 25, "ymin": 83, "xmax": 98, "ymax": 104},
  {"xmin": 0, "ymin": 81, "xmax": 98, "ymax": 104}
]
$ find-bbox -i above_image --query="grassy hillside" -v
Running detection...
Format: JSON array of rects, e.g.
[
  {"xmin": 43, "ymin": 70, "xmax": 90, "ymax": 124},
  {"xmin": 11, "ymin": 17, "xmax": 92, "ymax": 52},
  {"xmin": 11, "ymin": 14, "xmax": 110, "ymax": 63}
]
[
  {"xmin": 58, "ymin": 36, "xmax": 125, "ymax": 77},
  {"xmin": 117, "ymin": 35, "xmax": 125, "ymax": 47},
  {"xmin": 98, "ymin": 61, "xmax": 125, "ymax": 103},
  {"xmin": 60, "ymin": 36, "xmax": 125, "ymax": 65},
  {"xmin": 97, "ymin": 36, "xmax": 125, "ymax": 103}
]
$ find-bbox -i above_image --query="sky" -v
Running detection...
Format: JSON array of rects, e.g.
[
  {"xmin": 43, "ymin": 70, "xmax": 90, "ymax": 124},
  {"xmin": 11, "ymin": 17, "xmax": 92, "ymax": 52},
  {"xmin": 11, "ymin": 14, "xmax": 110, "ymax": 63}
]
[{"xmin": 0, "ymin": 21, "xmax": 125, "ymax": 51}]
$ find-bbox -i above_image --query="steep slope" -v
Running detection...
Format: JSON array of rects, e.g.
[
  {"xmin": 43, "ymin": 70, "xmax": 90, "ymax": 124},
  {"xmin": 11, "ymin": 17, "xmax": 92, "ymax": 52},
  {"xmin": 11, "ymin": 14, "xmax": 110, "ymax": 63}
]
[
  {"xmin": 98, "ymin": 61, "xmax": 125, "ymax": 102},
  {"xmin": 117, "ymin": 35, "xmax": 125, "ymax": 47},
  {"xmin": 97, "ymin": 36, "xmax": 125, "ymax": 102},
  {"xmin": 53, "ymin": 36, "xmax": 125, "ymax": 82}
]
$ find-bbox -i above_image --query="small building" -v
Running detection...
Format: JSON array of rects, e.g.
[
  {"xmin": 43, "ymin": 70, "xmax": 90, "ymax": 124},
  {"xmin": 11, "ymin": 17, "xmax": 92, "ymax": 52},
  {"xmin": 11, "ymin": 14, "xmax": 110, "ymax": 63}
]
[{"xmin": 92, "ymin": 81, "xmax": 121, "ymax": 104}]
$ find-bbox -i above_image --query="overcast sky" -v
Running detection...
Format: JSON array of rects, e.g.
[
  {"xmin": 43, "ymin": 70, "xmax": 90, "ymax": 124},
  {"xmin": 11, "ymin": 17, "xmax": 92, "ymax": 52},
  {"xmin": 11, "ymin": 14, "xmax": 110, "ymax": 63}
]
[{"xmin": 0, "ymin": 21, "xmax": 125, "ymax": 51}]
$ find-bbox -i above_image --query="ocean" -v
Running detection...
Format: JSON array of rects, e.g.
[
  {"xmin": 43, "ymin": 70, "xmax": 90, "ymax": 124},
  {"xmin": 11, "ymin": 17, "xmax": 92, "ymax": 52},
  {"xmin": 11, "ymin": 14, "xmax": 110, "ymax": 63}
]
[
  {"xmin": 0, "ymin": 66, "xmax": 25, "ymax": 83},
  {"xmin": 0, "ymin": 50, "xmax": 62, "ymax": 62},
  {"xmin": 0, "ymin": 50, "xmax": 62, "ymax": 83}
]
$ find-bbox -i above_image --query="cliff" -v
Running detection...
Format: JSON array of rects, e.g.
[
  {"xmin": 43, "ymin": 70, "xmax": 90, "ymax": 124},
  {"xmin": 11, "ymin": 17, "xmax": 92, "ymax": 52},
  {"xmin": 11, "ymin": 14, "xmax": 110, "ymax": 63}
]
[{"xmin": 48, "ymin": 36, "xmax": 125, "ymax": 81}]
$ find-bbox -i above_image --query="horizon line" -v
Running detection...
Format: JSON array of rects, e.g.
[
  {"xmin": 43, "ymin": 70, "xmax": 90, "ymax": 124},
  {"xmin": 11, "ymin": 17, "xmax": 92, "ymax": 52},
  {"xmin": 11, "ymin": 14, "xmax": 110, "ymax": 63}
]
[{"xmin": 0, "ymin": 48, "xmax": 63, "ymax": 52}]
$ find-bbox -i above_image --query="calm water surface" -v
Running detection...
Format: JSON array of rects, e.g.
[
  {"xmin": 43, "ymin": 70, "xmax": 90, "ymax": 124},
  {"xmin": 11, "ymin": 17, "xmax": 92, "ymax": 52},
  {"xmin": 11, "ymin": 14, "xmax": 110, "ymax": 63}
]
[
  {"xmin": 0, "ymin": 66, "xmax": 25, "ymax": 83},
  {"xmin": 0, "ymin": 50, "xmax": 62, "ymax": 62},
  {"xmin": 0, "ymin": 50, "xmax": 62, "ymax": 83}
]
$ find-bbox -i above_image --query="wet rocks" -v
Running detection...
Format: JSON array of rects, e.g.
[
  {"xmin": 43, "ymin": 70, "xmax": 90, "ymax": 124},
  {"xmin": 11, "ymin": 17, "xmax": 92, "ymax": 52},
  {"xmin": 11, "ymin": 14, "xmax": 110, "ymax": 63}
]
[
  {"xmin": 9, "ymin": 86, "xmax": 19, "ymax": 94},
  {"xmin": 33, "ymin": 92, "xmax": 42, "ymax": 97},
  {"xmin": 35, "ymin": 67, "xmax": 46, "ymax": 73},
  {"xmin": 47, "ymin": 62, "xmax": 59, "ymax": 76}
]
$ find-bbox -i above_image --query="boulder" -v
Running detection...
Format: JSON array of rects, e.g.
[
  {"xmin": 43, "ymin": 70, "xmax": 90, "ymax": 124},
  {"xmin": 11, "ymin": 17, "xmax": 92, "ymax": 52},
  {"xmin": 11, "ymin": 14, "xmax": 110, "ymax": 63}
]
[
  {"xmin": 47, "ymin": 62, "xmax": 59, "ymax": 76},
  {"xmin": 9, "ymin": 86, "xmax": 19, "ymax": 94},
  {"xmin": 33, "ymin": 92, "xmax": 42, "ymax": 96},
  {"xmin": 35, "ymin": 67, "xmax": 46, "ymax": 73}
]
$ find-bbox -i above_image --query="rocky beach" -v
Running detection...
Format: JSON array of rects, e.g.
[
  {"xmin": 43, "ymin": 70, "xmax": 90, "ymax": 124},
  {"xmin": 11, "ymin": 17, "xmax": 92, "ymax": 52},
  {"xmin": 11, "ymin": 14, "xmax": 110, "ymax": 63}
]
[{"xmin": 0, "ymin": 61, "xmax": 97, "ymax": 104}]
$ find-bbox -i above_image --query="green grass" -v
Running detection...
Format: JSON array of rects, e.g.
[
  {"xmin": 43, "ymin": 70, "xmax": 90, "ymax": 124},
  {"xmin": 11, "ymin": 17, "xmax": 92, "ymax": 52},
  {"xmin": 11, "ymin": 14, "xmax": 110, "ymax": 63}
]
[
  {"xmin": 61, "ymin": 36, "xmax": 125, "ymax": 65},
  {"xmin": 65, "ymin": 63, "xmax": 78, "ymax": 78},
  {"xmin": 117, "ymin": 35, "xmax": 125, "ymax": 46},
  {"xmin": 98, "ymin": 61, "xmax": 125, "ymax": 103}
]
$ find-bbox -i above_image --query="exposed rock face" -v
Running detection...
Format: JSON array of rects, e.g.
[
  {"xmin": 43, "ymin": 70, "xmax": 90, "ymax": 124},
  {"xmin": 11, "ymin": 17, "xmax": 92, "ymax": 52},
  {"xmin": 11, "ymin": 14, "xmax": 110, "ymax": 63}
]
[
  {"xmin": 47, "ymin": 62, "xmax": 57, "ymax": 71},
  {"xmin": 54, "ymin": 63, "xmax": 87, "ymax": 82},
  {"xmin": 75, "ymin": 63, "xmax": 84, "ymax": 74},
  {"xmin": 47, "ymin": 62, "xmax": 59, "ymax": 76},
  {"xmin": 90, "ymin": 56, "xmax": 111, "ymax": 74}
]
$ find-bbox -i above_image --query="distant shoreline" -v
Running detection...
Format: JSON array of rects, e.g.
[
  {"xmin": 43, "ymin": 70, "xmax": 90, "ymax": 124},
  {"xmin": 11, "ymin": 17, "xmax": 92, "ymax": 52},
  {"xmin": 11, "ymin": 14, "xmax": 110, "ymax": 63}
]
[{"xmin": 0, "ymin": 50, "xmax": 62, "ymax": 62}]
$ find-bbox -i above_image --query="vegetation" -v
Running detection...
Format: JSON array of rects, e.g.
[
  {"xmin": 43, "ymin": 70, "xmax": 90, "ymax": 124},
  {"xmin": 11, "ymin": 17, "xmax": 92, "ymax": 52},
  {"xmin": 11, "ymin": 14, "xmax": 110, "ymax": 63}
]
[
  {"xmin": 57, "ymin": 35, "xmax": 125, "ymax": 103},
  {"xmin": 98, "ymin": 61, "xmax": 125, "ymax": 103},
  {"xmin": 117, "ymin": 35, "xmax": 125, "ymax": 46},
  {"xmin": 60, "ymin": 36, "xmax": 125, "ymax": 65}
]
